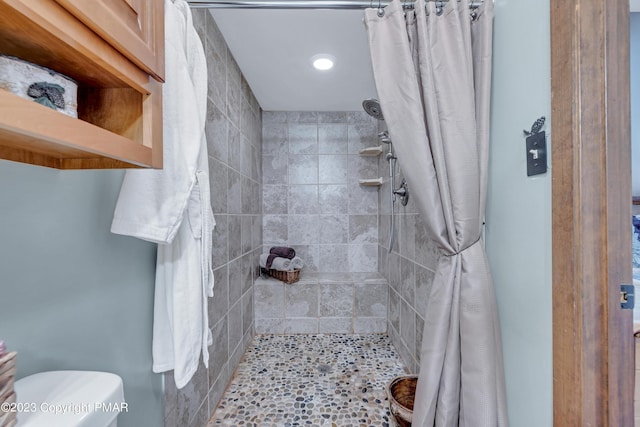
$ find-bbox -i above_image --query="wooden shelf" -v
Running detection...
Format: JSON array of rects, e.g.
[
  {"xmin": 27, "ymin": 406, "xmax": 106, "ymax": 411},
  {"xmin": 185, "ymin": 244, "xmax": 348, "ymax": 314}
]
[
  {"xmin": 0, "ymin": 91, "xmax": 153, "ymax": 169},
  {"xmin": 0, "ymin": 0, "xmax": 163, "ymax": 169}
]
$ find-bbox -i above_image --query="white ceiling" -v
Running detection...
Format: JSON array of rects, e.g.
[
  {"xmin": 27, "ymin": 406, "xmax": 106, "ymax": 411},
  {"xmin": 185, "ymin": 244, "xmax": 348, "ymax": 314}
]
[
  {"xmin": 210, "ymin": 8, "xmax": 377, "ymax": 111},
  {"xmin": 209, "ymin": 0, "xmax": 640, "ymax": 112}
]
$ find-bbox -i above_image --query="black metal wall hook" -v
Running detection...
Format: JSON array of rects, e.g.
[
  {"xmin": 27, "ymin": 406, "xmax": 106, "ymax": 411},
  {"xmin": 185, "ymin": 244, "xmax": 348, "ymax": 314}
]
[{"xmin": 523, "ymin": 116, "xmax": 546, "ymax": 137}]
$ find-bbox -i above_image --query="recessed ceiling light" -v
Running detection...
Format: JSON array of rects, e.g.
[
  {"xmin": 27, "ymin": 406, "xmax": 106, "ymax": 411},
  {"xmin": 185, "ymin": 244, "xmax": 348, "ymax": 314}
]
[{"xmin": 311, "ymin": 54, "xmax": 336, "ymax": 71}]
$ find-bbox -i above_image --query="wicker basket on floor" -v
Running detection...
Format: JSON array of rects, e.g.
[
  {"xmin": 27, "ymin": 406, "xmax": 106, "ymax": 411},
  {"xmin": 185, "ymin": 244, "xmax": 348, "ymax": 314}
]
[
  {"xmin": 267, "ymin": 268, "xmax": 301, "ymax": 284},
  {"xmin": 387, "ymin": 375, "xmax": 418, "ymax": 427},
  {"xmin": 0, "ymin": 351, "xmax": 17, "ymax": 427}
]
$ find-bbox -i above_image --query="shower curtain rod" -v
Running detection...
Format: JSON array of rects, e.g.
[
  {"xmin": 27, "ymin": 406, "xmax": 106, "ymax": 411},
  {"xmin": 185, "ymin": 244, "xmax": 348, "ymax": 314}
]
[{"xmin": 188, "ymin": 0, "xmax": 483, "ymax": 9}]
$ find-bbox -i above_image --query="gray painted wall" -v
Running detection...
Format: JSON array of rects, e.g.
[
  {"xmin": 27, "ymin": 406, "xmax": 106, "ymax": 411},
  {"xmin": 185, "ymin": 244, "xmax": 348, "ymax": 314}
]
[
  {"xmin": 485, "ymin": 1, "xmax": 553, "ymax": 426},
  {"xmin": 632, "ymin": 13, "xmax": 640, "ymax": 196},
  {"xmin": 0, "ymin": 161, "xmax": 162, "ymax": 427}
]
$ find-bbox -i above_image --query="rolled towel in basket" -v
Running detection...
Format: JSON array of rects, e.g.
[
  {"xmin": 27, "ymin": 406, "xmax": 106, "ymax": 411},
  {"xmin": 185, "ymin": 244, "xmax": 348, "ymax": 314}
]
[
  {"xmin": 290, "ymin": 256, "xmax": 303, "ymax": 270},
  {"xmin": 271, "ymin": 256, "xmax": 303, "ymax": 271},
  {"xmin": 269, "ymin": 246, "xmax": 296, "ymax": 259},
  {"xmin": 259, "ymin": 253, "xmax": 268, "ymax": 268},
  {"xmin": 259, "ymin": 253, "xmax": 278, "ymax": 269},
  {"xmin": 270, "ymin": 257, "xmax": 292, "ymax": 271},
  {"xmin": 260, "ymin": 253, "xmax": 304, "ymax": 271}
]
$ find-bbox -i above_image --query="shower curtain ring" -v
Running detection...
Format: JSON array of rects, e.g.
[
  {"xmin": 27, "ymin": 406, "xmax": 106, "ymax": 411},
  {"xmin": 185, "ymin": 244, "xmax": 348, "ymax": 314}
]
[
  {"xmin": 435, "ymin": 0, "xmax": 444, "ymax": 15},
  {"xmin": 377, "ymin": 0, "xmax": 385, "ymax": 16}
]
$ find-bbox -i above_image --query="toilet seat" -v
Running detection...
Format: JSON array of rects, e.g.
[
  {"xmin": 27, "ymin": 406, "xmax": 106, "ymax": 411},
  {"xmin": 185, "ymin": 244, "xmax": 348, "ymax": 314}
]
[{"xmin": 13, "ymin": 371, "xmax": 124, "ymax": 427}]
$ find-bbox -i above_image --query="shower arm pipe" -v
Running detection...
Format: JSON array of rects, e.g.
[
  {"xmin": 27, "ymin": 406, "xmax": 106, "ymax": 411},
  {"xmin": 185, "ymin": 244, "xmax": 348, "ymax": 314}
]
[
  {"xmin": 188, "ymin": 0, "xmax": 484, "ymax": 9},
  {"xmin": 388, "ymin": 165, "xmax": 395, "ymax": 253},
  {"xmin": 387, "ymin": 145, "xmax": 396, "ymax": 253}
]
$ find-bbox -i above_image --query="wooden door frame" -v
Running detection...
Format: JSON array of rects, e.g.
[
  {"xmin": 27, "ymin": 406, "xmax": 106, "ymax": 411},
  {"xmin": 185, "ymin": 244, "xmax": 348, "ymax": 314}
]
[{"xmin": 551, "ymin": 0, "xmax": 634, "ymax": 425}]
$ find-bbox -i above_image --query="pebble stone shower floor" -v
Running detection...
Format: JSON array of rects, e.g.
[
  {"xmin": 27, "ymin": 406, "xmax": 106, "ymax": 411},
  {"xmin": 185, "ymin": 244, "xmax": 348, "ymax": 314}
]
[{"xmin": 206, "ymin": 334, "xmax": 408, "ymax": 427}]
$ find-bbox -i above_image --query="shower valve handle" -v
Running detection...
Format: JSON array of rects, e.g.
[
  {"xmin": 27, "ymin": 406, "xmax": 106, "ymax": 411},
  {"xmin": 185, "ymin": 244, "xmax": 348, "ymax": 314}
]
[
  {"xmin": 393, "ymin": 187, "xmax": 406, "ymax": 197},
  {"xmin": 393, "ymin": 180, "xmax": 409, "ymax": 207}
]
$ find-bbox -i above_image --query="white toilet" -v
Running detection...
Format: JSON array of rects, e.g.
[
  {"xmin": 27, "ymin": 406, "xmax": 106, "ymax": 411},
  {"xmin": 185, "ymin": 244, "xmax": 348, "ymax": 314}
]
[{"xmin": 13, "ymin": 371, "xmax": 125, "ymax": 427}]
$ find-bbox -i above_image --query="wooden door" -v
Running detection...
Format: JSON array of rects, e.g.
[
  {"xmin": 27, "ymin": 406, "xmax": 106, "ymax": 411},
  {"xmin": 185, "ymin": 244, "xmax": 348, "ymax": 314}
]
[
  {"xmin": 551, "ymin": 0, "xmax": 634, "ymax": 425},
  {"xmin": 54, "ymin": 0, "xmax": 164, "ymax": 81}
]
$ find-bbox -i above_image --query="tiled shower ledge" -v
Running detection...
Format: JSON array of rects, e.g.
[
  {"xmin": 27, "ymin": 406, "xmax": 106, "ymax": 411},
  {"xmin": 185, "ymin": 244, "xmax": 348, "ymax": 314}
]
[
  {"xmin": 254, "ymin": 272, "xmax": 389, "ymax": 335},
  {"xmin": 258, "ymin": 271, "xmax": 388, "ymax": 287},
  {"xmin": 207, "ymin": 334, "xmax": 408, "ymax": 427}
]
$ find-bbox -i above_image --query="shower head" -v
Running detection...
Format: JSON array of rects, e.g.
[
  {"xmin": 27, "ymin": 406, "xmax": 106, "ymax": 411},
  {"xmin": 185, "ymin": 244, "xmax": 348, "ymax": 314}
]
[{"xmin": 362, "ymin": 98, "xmax": 384, "ymax": 120}]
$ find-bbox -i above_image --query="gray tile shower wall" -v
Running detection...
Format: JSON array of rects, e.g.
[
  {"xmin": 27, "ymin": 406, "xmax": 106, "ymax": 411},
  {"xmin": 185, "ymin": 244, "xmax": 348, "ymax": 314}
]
[
  {"xmin": 258, "ymin": 111, "xmax": 387, "ymax": 336},
  {"xmin": 163, "ymin": 10, "xmax": 263, "ymax": 427},
  {"xmin": 262, "ymin": 111, "xmax": 380, "ymax": 274},
  {"xmin": 377, "ymin": 124, "xmax": 441, "ymax": 374}
]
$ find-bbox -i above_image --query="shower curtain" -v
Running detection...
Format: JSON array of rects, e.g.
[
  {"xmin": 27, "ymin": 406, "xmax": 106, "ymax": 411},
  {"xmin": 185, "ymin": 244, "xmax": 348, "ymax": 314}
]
[{"xmin": 364, "ymin": 0, "xmax": 508, "ymax": 426}]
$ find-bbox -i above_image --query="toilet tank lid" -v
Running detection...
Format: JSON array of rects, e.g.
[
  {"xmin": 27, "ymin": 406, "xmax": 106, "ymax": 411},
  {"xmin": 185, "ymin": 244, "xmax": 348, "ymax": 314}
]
[{"xmin": 14, "ymin": 370, "xmax": 125, "ymax": 427}]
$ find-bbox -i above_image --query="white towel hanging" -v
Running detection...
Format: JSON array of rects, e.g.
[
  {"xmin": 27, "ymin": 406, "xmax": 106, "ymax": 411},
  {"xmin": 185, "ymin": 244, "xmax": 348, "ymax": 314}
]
[{"xmin": 111, "ymin": 0, "xmax": 214, "ymax": 389}]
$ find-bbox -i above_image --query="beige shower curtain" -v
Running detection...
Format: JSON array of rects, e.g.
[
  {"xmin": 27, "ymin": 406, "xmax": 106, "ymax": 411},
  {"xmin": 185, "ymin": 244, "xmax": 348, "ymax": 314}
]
[{"xmin": 364, "ymin": 1, "xmax": 508, "ymax": 426}]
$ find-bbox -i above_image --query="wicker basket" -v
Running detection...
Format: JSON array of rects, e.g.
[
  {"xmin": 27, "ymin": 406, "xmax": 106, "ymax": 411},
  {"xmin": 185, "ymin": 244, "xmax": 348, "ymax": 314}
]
[
  {"xmin": 0, "ymin": 392, "xmax": 16, "ymax": 427},
  {"xmin": 386, "ymin": 375, "xmax": 418, "ymax": 427},
  {"xmin": 0, "ymin": 351, "xmax": 17, "ymax": 427},
  {"xmin": 267, "ymin": 268, "xmax": 301, "ymax": 284}
]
